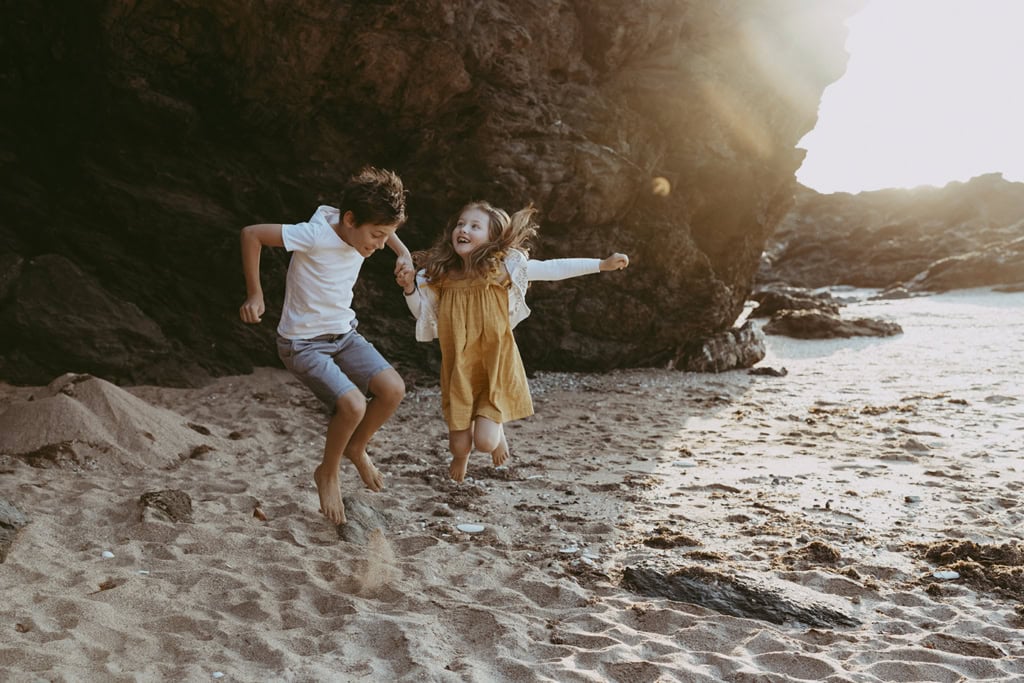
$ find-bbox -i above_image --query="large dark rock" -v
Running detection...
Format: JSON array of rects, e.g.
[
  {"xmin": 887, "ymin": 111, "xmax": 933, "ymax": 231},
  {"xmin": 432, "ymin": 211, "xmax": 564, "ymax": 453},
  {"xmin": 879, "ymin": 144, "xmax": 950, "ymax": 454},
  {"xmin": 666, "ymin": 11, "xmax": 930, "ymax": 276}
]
[
  {"xmin": 3, "ymin": 254, "xmax": 174, "ymax": 385},
  {"xmin": 902, "ymin": 235, "xmax": 1024, "ymax": 292},
  {"xmin": 674, "ymin": 320, "xmax": 766, "ymax": 372},
  {"xmin": 750, "ymin": 286, "xmax": 840, "ymax": 318},
  {"xmin": 763, "ymin": 309, "xmax": 902, "ymax": 339},
  {"xmin": 0, "ymin": 1, "xmax": 861, "ymax": 386}
]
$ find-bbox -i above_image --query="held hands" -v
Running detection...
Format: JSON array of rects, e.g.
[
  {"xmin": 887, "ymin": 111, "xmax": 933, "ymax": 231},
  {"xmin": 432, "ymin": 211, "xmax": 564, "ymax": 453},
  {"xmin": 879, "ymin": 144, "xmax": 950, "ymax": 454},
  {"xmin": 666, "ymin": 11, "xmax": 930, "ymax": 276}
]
[
  {"xmin": 599, "ymin": 253, "xmax": 630, "ymax": 271},
  {"xmin": 395, "ymin": 263, "xmax": 416, "ymax": 295},
  {"xmin": 239, "ymin": 295, "xmax": 266, "ymax": 324},
  {"xmin": 394, "ymin": 252, "xmax": 414, "ymax": 279},
  {"xmin": 394, "ymin": 254, "xmax": 416, "ymax": 295}
]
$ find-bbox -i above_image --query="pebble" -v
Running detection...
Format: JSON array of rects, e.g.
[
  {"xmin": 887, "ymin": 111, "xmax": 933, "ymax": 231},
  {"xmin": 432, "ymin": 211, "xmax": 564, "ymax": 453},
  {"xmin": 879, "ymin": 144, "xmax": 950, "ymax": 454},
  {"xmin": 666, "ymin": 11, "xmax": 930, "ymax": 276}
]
[
  {"xmin": 456, "ymin": 523, "xmax": 485, "ymax": 534},
  {"xmin": 101, "ymin": 551, "xmax": 115, "ymax": 559},
  {"xmin": 559, "ymin": 545, "xmax": 579, "ymax": 554}
]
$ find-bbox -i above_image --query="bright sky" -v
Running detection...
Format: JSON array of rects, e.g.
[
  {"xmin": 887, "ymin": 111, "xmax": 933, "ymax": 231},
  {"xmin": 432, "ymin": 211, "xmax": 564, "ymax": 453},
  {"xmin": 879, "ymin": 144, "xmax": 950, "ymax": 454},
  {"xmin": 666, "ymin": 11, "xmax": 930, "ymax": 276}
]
[{"xmin": 796, "ymin": 0, "xmax": 1024, "ymax": 194}]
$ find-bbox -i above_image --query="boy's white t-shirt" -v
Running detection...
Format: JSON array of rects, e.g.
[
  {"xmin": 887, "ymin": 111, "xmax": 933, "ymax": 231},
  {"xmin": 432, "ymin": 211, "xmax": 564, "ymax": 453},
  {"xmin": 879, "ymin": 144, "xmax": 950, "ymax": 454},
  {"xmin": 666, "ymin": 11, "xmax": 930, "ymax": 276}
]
[{"xmin": 277, "ymin": 205, "xmax": 365, "ymax": 340}]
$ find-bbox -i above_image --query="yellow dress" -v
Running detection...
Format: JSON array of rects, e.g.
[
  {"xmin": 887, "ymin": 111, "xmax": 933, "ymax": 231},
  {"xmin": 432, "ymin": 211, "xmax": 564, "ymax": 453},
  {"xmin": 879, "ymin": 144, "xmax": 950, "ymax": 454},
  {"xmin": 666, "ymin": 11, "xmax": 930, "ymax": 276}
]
[{"xmin": 435, "ymin": 273, "xmax": 534, "ymax": 431}]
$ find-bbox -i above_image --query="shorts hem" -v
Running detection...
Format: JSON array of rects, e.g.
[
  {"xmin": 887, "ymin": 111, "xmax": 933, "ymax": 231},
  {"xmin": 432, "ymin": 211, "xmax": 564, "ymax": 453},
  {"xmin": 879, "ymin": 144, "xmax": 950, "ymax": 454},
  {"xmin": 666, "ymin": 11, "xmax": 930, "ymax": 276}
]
[{"xmin": 331, "ymin": 362, "xmax": 394, "ymax": 402}]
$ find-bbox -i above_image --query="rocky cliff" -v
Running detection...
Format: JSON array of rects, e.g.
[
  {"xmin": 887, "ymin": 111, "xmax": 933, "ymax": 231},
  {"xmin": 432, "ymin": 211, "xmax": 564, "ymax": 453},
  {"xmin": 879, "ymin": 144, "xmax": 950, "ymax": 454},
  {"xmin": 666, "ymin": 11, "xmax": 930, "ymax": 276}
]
[
  {"xmin": 0, "ymin": 0, "xmax": 860, "ymax": 386},
  {"xmin": 761, "ymin": 174, "xmax": 1024, "ymax": 292}
]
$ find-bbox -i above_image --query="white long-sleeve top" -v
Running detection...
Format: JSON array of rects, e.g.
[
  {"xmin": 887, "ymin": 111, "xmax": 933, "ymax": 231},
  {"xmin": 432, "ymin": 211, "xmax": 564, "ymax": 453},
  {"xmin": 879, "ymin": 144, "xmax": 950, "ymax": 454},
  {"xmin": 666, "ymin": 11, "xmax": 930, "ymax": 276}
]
[{"xmin": 403, "ymin": 248, "xmax": 601, "ymax": 342}]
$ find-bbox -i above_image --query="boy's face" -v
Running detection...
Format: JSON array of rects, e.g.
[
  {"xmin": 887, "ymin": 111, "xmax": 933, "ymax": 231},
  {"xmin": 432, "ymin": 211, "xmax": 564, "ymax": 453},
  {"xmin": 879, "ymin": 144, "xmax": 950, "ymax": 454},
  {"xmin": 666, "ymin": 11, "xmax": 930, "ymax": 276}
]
[{"xmin": 339, "ymin": 211, "xmax": 399, "ymax": 257}]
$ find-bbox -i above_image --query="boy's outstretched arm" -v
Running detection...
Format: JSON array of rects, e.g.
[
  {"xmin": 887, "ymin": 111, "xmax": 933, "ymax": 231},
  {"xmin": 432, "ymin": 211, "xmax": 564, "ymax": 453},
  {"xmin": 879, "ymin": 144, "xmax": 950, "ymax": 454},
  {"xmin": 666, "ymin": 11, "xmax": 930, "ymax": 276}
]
[{"xmin": 239, "ymin": 223, "xmax": 284, "ymax": 324}]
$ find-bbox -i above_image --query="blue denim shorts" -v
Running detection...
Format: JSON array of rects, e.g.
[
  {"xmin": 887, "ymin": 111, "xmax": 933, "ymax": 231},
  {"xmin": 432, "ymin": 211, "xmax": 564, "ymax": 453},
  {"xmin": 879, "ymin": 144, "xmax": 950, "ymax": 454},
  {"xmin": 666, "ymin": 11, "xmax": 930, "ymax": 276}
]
[{"xmin": 276, "ymin": 328, "xmax": 392, "ymax": 408}]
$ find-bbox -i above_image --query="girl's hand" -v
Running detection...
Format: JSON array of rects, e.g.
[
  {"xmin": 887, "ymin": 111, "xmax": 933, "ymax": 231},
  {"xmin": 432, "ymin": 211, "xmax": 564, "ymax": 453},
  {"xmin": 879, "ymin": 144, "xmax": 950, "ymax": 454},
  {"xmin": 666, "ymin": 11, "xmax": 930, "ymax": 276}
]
[
  {"xmin": 394, "ymin": 252, "xmax": 414, "ymax": 277},
  {"xmin": 396, "ymin": 266, "xmax": 416, "ymax": 294},
  {"xmin": 600, "ymin": 253, "xmax": 629, "ymax": 271}
]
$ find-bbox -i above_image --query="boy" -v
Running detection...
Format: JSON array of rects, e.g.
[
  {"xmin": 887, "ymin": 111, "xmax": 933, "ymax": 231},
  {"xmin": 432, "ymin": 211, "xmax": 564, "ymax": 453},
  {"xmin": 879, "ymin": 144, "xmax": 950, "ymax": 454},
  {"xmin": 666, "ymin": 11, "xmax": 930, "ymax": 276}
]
[{"xmin": 239, "ymin": 166, "xmax": 412, "ymax": 525}]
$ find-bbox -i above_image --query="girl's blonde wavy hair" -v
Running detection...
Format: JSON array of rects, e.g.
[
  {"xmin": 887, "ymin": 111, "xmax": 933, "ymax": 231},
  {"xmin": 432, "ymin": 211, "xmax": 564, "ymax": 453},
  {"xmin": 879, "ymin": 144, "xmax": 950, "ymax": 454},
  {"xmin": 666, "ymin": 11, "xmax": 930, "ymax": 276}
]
[{"xmin": 416, "ymin": 201, "xmax": 539, "ymax": 283}]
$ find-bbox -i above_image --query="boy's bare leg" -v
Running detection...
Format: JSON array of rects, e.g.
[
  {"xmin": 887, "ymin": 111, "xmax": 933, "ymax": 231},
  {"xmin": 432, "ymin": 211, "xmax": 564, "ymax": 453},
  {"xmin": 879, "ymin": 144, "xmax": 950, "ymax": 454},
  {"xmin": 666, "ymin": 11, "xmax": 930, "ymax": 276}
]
[
  {"xmin": 314, "ymin": 389, "xmax": 366, "ymax": 525},
  {"xmin": 342, "ymin": 368, "xmax": 405, "ymax": 491},
  {"xmin": 448, "ymin": 428, "xmax": 473, "ymax": 482}
]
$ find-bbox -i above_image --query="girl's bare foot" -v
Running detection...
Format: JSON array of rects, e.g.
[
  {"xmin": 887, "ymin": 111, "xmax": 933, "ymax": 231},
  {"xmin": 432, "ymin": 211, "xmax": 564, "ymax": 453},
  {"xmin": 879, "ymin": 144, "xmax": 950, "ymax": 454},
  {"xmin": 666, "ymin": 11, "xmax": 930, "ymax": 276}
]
[
  {"xmin": 345, "ymin": 449, "xmax": 384, "ymax": 491},
  {"xmin": 491, "ymin": 431, "xmax": 510, "ymax": 467},
  {"xmin": 313, "ymin": 464, "xmax": 346, "ymax": 525},
  {"xmin": 449, "ymin": 452, "xmax": 470, "ymax": 482}
]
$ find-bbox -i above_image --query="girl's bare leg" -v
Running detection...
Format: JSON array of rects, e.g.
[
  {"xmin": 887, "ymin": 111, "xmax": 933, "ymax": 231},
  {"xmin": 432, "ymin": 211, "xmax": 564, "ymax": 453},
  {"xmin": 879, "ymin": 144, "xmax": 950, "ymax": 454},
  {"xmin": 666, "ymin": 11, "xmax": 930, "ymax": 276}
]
[
  {"xmin": 491, "ymin": 428, "xmax": 510, "ymax": 467},
  {"xmin": 448, "ymin": 428, "xmax": 473, "ymax": 482},
  {"xmin": 473, "ymin": 417, "xmax": 508, "ymax": 466}
]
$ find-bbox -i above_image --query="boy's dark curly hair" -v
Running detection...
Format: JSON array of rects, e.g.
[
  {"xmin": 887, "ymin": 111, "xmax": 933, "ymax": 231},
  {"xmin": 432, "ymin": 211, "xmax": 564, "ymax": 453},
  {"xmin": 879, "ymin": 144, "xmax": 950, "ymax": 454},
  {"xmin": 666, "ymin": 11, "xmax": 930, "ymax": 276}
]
[{"xmin": 338, "ymin": 166, "xmax": 407, "ymax": 227}]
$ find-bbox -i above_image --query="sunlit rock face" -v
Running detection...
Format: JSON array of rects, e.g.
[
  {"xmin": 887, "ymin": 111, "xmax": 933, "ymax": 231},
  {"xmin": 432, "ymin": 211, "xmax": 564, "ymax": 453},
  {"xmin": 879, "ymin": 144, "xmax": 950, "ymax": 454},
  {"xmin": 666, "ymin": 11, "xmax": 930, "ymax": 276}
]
[
  {"xmin": 761, "ymin": 174, "xmax": 1024, "ymax": 292},
  {"xmin": 0, "ymin": 1, "xmax": 859, "ymax": 386}
]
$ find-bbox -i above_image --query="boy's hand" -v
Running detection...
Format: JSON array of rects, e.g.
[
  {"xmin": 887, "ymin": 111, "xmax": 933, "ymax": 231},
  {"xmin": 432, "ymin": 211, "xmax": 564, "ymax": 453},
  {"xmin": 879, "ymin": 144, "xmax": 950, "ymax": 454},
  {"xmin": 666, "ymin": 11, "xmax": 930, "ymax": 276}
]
[
  {"xmin": 600, "ymin": 253, "xmax": 630, "ymax": 271},
  {"xmin": 396, "ymin": 266, "xmax": 415, "ymax": 294},
  {"xmin": 240, "ymin": 295, "xmax": 266, "ymax": 323}
]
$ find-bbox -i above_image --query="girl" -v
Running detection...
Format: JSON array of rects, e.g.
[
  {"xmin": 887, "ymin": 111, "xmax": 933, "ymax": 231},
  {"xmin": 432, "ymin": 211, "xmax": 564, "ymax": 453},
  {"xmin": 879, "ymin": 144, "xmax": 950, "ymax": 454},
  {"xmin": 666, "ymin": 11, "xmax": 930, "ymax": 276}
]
[{"xmin": 397, "ymin": 201, "xmax": 629, "ymax": 481}]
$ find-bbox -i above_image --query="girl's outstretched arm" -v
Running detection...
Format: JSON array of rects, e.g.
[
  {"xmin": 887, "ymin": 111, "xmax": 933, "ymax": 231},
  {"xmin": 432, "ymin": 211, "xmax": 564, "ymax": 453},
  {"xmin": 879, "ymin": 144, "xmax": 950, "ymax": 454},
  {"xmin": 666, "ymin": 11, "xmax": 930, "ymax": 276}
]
[{"xmin": 525, "ymin": 253, "xmax": 630, "ymax": 282}]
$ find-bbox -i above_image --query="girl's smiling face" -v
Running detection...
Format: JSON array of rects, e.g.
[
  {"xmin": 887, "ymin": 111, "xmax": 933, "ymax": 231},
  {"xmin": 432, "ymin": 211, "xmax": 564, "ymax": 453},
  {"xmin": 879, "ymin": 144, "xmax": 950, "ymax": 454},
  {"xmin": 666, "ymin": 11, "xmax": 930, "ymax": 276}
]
[{"xmin": 451, "ymin": 207, "xmax": 492, "ymax": 263}]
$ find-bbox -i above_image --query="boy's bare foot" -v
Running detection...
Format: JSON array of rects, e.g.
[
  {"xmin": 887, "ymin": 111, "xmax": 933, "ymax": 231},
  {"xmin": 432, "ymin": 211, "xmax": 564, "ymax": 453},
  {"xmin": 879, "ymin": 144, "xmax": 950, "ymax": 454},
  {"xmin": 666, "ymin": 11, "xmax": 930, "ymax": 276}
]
[
  {"xmin": 313, "ymin": 464, "xmax": 346, "ymax": 525},
  {"xmin": 449, "ymin": 453, "xmax": 470, "ymax": 482},
  {"xmin": 345, "ymin": 449, "xmax": 384, "ymax": 492},
  {"xmin": 491, "ymin": 434, "xmax": 510, "ymax": 467}
]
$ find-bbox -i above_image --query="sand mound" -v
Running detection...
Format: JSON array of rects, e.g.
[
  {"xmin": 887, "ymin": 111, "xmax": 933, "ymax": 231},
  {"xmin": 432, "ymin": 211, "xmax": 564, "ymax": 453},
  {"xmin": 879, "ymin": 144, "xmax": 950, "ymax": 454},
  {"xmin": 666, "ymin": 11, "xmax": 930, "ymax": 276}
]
[{"xmin": 0, "ymin": 373, "xmax": 210, "ymax": 468}]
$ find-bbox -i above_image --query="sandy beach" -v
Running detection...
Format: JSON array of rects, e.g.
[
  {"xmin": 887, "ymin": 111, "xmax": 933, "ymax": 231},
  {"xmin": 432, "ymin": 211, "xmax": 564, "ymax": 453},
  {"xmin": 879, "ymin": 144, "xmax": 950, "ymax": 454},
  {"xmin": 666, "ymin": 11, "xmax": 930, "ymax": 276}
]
[{"xmin": 1, "ymin": 288, "xmax": 1022, "ymax": 682}]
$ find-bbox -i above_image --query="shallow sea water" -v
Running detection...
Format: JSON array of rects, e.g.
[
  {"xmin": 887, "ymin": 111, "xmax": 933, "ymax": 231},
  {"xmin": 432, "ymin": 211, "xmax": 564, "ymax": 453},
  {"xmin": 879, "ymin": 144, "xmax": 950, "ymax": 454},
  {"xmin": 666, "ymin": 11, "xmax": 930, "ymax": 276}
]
[
  {"xmin": 640, "ymin": 287, "xmax": 1024, "ymax": 549},
  {"xmin": 759, "ymin": 287, "xmax": 1023, "ymax": 459}
]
